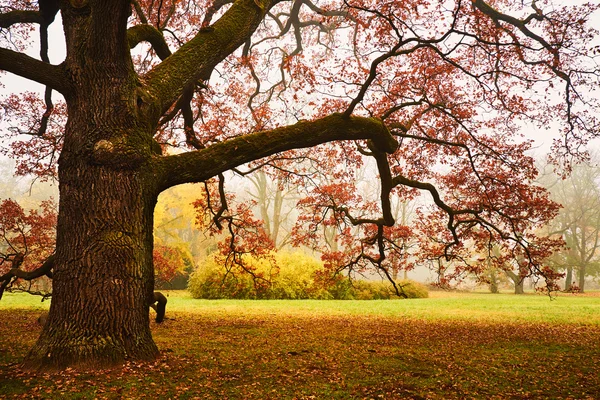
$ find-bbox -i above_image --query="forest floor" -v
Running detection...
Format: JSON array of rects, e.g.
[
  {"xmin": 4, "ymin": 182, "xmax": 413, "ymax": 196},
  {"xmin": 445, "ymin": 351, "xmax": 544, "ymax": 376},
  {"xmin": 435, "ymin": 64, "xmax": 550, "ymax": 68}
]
[{"xmin": 1, "ymin": 291, "xmax": 600, "ymax": 399}]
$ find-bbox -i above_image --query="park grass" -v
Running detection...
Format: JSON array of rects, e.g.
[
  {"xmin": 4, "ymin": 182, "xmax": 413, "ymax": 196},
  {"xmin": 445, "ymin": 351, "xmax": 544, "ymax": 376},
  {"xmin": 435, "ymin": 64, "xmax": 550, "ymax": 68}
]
[
  {"xmin": 160, "ymin": 290, "xmax": 600, "ymax": 325},
  {"xmin": 1, "ymin": 291, "xmax": 600, "ymax": 399}
]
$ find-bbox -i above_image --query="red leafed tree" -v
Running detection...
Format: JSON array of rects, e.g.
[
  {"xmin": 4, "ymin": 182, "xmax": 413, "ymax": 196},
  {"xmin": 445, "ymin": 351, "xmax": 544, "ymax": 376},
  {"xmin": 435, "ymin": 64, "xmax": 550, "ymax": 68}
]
[
  {"xmin": 152, "ymin": 244, "xmax": 186, "ymax": 285},
  {"xmin": 1, "ymin": 0, "xmax": 599, "ymax": 369},
  {"xmin": 0, "ymin": 198, "xmax": 57, "ymax": 297}
]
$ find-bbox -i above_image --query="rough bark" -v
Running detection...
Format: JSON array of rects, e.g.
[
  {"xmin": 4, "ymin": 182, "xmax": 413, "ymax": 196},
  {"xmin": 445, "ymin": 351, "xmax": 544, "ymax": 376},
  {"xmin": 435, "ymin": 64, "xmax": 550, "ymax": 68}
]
[
  {"xmin": 24, "ymin": 105, "xmax": 161, "ymax": 369},
  {"xmin": 23, "ymin": 1, "xmax": 161, "ymax": 370}
]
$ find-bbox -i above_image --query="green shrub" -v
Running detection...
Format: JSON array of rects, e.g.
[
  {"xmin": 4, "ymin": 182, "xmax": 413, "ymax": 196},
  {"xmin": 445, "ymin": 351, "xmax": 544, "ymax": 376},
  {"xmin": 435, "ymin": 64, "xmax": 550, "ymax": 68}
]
[
  {"xmin": 188, "ymin": 251, "xmax": 325, "ymax": 300},
  {"xmin": 188, "ymin": 252, "xmax": 428, "ymax": 300},
  {"xmin": 395, "ymin": 279, "xmax": 429, "ymax": 298},
  {"xmin": 352, "ymin": 280, "xmax": 429, "ymax": 299},
  {"xmin": 268, "ymin": 251, "xmax": 324, "ymax": 299},
  {"xmin": 187, "ymin": 257, "xmax": 252, "ymax": 299}
]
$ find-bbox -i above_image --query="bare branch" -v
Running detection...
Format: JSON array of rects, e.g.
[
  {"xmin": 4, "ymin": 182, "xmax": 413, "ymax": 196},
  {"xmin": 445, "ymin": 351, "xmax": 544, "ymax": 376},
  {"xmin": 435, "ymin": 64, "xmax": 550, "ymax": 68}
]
[{"xmin": 0, "ymin": 48, "xmax": 71, "ymax": 95}]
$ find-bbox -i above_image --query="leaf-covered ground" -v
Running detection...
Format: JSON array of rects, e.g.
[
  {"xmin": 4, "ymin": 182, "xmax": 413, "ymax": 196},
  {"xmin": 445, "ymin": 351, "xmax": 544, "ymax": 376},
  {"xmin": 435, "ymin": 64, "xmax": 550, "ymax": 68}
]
[{"xmin": 1, "ymin": 292, "xmax": 600, "ymax": 399}]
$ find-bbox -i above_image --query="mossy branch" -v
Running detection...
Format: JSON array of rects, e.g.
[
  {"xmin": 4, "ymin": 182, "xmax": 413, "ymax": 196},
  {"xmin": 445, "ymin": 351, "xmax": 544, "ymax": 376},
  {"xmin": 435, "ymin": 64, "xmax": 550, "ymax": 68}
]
[
  {"xmin": 143, "ymin": 0, "xmax": 274, "ymax": 117},
  {"xmin": 127, "ymin": 24, "xmax": 172, "ymax": 60},
  {"xmin": 153, "ymin": 114, "xmax": 397, "ymax": 191}
]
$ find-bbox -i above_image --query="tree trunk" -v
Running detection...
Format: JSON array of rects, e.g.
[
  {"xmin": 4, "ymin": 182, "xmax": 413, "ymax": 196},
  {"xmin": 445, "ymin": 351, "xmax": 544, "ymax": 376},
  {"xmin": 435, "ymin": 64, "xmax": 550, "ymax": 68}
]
[
  {"xmin": 514, "ymin": 279, "xmax": 524, "ymax": 294},
  {"xmin": 272, "ymin": 183, "xmax": 283, "ymax": 247},
  {"xmin": 24, "ymin": 3, "xmax": 160, "ymax": 368},
  {"xmin": 564, "ymin": 266, "xmax": 573, "ymax": 291},
  {"xmin": 578, "ymin": 265, "xmax": 586, "ymax": 293},
  {"xmin": 489, "ymin": 272, "xmax": 499, "ymax": 294},
  {"xmin": 25, "ymin": 163, "xmax": 159, "ymax": 369},
  {"xmin": 505, "ymin": 270, "xmax": 524, "ymax": 294},
  {"xmin": 24, "ymin": 98, "xmax": 161, "ymax": 368}
]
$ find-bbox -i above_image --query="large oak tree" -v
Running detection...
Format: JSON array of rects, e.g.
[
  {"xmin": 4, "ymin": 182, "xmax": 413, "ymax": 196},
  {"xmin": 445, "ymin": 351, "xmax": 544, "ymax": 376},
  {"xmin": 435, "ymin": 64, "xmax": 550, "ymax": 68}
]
[{"xmin": 0, "ymin": 0, "xmax": 598, "ymax": 369}]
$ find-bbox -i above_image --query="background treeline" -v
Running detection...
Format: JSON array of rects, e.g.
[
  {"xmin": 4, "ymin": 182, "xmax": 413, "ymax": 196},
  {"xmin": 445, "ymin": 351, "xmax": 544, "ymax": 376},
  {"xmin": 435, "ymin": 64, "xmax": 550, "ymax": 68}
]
[{"xmin": 4, "ymin": 155, "xmax": 600, "ymax": 296}]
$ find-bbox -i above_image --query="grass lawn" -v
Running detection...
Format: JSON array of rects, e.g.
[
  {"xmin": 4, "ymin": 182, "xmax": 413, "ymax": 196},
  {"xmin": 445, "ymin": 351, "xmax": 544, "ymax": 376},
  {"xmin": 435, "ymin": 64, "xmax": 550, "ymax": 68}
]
[{"xmin": 1, "ymin": 290, "xmax": 600, "ymax": 399}]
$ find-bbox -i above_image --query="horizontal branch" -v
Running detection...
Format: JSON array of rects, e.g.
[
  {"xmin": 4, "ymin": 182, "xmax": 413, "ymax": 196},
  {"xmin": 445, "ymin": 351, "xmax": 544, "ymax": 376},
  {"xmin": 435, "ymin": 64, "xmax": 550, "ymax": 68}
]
[
  {"xmin": 0, "ymin": 255, "xmax": 55, "ymax": 300},
  {"xmin": 10, "ymin": 255, "xmax": 55, "ymax": 280},
  {"xmin": 0, "ymin": 48, "xmax": 71, "ymax": 95},
  {"xmin": 0, "ymin": 10, "xmax": 42, "ymax": 28},
  {"xmin": 153, "ymin": 113, "xmax": 397, "ymax": 192}
]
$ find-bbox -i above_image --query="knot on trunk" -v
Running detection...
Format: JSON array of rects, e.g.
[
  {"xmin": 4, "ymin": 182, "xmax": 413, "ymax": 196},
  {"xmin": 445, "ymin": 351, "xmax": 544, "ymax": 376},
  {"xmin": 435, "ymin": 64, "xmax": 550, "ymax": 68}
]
[
  {"xmin": 92, "ymin": 139, "xmax": 147, "ymax": 169},
  {"xmin": 69, "ymin": 0, "xmax": 88, "ymax": 8}
]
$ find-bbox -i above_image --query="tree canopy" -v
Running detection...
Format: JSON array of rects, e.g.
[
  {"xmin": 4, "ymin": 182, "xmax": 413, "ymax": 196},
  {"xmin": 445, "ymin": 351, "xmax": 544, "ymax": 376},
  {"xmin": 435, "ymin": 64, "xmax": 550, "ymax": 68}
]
[{"xmin": 0, "ymin": 0, "xmax": 599, "ymax": 369}]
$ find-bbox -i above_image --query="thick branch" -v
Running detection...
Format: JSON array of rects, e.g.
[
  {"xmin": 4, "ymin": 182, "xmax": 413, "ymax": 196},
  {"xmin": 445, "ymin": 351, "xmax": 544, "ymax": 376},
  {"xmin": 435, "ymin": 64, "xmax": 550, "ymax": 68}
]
[
  {"xmin": 153, "ymin": 114, "xmax": 397, "ymax": 191},
  {"xmin": 9, "ymin": 255, "xmax": 55, "ymax": 280},
  {"xmin": 127, "ymin": 24, "xmax": 172, "ymax": 60},
  {"xmin": 472, "ymin": 0, "xmax": 554, "ymax": 55},
  {"xmin": 0, "ymin": 48, "xmax": 71, "ymax": 95},
  {"xmin": 0, "ymin": 255, "xmax": 55, "ymax": 300},
  {"xmin": 143, "ymin": 0, "xmax": 274, "ymax": 116},
  {"xmin": 0, "ymin": 10, "xmax": 42, "ymax": 28}
]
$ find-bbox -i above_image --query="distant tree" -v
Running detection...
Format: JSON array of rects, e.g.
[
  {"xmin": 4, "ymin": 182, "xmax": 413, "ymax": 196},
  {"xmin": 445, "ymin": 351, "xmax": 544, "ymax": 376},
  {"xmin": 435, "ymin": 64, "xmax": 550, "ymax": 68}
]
[
  {"xmin": 0, "ymin": 0, "xmax": 598, "ymax": 369},
  {"xmin": 246, "ymin": 170, "xmax": 297, "ymax": 249},
  {"xmin": 487, "ymin": 266, "xmax": 501, "ymax": 294},
  {"xmin": 542, "ymin": 161, "xmax": 600, "ymax": 293},
  {"xmin": 484, "ymin": 245, "xmax": 531, "ymax": 294},
  {"xmin": 501, "ymin": 257, "xmax": 530, "ymax": 294},
  {"xmin": 155, "ymin": 184, "xmax": 207, "ymax": 254}
]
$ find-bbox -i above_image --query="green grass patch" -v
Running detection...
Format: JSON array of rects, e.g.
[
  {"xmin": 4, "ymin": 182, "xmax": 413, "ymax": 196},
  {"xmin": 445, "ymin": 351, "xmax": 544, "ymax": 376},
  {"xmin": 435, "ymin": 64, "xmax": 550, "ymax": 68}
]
[
  {"xmin": 159, "ymin": 289, "xmax": 600, "ymax": 325},
  {"xmin": 0, "ymin": 293, "xmax": 50, "ymax": 310},
  {"xmin": 1, "ymin": 291, "xmax": 600, "ymax": 399}
]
